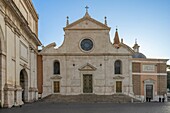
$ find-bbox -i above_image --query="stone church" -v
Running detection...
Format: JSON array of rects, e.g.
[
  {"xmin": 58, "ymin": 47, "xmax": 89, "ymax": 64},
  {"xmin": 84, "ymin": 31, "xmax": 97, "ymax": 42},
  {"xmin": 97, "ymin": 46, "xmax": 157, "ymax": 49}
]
[
  {"xmin": 0, "ymin": 0, "xmax": 41, "ymax": 108},
  {"xmin": 0, "ymin": 0, "xmax": 168, "ymax": 108},
  {"xmin": 38, "ymin": 9, "xmax": 168, "ymax": 102}
]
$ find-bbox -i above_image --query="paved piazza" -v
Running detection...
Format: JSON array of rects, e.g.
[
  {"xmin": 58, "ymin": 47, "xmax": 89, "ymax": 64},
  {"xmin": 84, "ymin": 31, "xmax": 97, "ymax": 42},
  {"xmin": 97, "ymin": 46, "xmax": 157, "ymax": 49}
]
[{"xmin": 1, "ymin": 102, "xmax": 170, "ymax": 113}]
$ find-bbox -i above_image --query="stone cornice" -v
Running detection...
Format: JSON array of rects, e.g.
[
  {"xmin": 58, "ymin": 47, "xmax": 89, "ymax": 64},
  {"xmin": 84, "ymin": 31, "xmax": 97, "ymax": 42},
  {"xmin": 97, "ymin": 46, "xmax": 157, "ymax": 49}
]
[
  {"xmin": 3, "ymin": 0, "xmax": 41, "ymax": 46},
  {"xmin": 24, "ymin": 0, "xmax": 39, "ymax": 20},
  {"xmin": 29, "ymin": 87, "xmax": 38, "ymax": 92},
  {"xmin": 40, "ymin": 53, "xmax": 132, "ymax": 56},
  {"xmin": 132, "ymin": 59, "xmax": 169, "ymax": 63},
  {"xmin": 4, "ymin": 15, "xmax": 16, "ymax": 30},
  {"xmin": 64, "ymin": 28, "xmax": 111, "ymax": 31},
  {"xmin": 64, "ymin": 15, "xmax": 111, "ymax": 31},
  {"xmin": 132, "ymin": 72, "xmax": 167, "ymax": 76}
]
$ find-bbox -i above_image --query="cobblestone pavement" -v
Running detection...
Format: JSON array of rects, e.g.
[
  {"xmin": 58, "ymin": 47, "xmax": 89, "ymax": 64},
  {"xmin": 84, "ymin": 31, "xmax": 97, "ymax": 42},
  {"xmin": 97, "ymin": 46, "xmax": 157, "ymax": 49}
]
[{"xmin": 1, "ymin": 101, "xmax": 170, "ymax": 113}]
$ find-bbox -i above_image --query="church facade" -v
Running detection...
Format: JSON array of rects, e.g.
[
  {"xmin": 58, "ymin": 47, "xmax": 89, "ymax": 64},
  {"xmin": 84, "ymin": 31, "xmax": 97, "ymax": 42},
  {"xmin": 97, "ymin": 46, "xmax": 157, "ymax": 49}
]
[
  {"xmin": 39, "ymin": 10, "xmax": 168, "ymax": 102},
  {"xmin": 0, "ymin": 0, "xmax": 41, "ymax": 108}
]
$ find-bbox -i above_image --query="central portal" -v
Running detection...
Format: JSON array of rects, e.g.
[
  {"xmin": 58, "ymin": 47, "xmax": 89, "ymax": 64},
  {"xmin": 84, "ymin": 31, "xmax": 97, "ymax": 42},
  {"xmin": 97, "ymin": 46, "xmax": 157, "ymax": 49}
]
[{"xmin": 83, "ymin": 74, "xmax": 93, "ymax": 93}]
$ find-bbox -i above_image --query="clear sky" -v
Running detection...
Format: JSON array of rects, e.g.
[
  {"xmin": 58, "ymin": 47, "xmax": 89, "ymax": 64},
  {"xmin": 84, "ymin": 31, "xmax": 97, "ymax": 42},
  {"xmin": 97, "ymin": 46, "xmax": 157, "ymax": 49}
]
[{"xmin": 32, "ymin": 0, "xmax": 170, "ymax": 64}]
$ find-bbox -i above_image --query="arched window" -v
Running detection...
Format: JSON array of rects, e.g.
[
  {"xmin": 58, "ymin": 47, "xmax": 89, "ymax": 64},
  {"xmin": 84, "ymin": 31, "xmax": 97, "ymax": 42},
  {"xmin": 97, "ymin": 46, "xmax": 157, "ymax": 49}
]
[
  {"xmin": 54, "ymin": 60, "xmax": 60, "ymax": 74},
  {"xmin": 115, "ymin": 60, "xmax": 122, "ymax": 74}
]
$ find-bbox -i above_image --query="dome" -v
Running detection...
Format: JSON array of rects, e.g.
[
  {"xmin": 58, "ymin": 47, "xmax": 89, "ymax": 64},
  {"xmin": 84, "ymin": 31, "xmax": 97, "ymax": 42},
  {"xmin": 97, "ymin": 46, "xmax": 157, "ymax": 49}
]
[{"xmin": 132, "ymin": 52, "xmax": 146, "ymax": 58}]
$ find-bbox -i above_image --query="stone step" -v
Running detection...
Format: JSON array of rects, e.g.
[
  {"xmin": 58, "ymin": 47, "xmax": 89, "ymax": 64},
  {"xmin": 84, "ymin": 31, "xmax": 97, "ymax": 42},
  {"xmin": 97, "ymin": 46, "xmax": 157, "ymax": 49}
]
[{"xmin": 41, "ymin": 94, "xmax": 141, "ymax": 103}]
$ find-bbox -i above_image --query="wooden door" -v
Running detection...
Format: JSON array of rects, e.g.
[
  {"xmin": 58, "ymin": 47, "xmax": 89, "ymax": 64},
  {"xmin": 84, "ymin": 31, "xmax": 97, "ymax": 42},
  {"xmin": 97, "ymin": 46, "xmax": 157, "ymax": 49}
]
[
  {"xmin": 83, "ymin": 74, "xmax": 93, "ymax": 93},
  {"xmin": 116, "ymin": 81, "xmax": 122, "ymax": 93}
]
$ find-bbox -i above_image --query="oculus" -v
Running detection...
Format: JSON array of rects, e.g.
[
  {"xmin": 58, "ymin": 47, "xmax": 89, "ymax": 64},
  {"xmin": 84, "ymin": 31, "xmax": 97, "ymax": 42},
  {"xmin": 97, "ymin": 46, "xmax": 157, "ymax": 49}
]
[{"xmin": 80, "ymin": 38, "xmax": 93, "ymax": 51}]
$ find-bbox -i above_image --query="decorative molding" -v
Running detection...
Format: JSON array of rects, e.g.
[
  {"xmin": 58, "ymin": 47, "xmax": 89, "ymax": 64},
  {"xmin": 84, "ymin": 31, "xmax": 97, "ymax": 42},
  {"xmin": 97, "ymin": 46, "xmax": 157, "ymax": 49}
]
[
  {"xmin": 29, "ymin": 87, "xmax": 38, "ymax": 92},
  {"xmin": 79, "ymin": 63, "xmax": 97, "ymax": 71},
  {"xmin": 4, "ymin": 15, "xmax": 15, "ymax": 29},
  {"xmin": 15, "ymin": 85, "xmax": 23, "ymax": 91},
  {"xmin": 14, "ymin": 27, "xmax": 21, "ymax": 36},
  {"xmin": 132, "ymin": 72, "xmax": 167, "ymax": 76},
  {"xmin": 143, "ymin": 79, "xmax": 155, "ymax": 84},
  {"xmin": 64, "ymin": 15, "xmax": 110, "ymax": 31},
  {"xmin": 113, "ymin": 76, "xmax": 125, "ymax": 79},
  {"xmin": 3, "ymin": 0, "xmax": 41, "ymax": 46},
  {"xmin": 40, "ymin": 53, "xmax": 132, "ymax": 56},
  {"xmin": 50, "ymin": 75, "xmax": 62, "ymax": 80},
  {"xmin": 4, "ymin": 83, "xmax": 15, "ymax": 91}
]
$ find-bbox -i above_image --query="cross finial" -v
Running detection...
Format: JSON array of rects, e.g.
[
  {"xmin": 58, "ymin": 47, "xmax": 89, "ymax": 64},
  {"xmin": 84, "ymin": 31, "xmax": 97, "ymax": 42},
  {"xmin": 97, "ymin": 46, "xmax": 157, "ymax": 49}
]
[
  {"xmin": 116, "ymin": 26, "xmax": 118, "ymax": 31},
  {"xmin": 104, "ymin": 16, "xmax": 107, "ymax": 25},
  {"xmin": 85, "ymin": 6, "xmax": 89, "ymax": 12},
  {"xmin": 66, "ymin": 16, "xmax": 69, "ymax": 26},
  {"xmin": 135, "ymin": 38, "xmax": 137, "ymax": 44}
]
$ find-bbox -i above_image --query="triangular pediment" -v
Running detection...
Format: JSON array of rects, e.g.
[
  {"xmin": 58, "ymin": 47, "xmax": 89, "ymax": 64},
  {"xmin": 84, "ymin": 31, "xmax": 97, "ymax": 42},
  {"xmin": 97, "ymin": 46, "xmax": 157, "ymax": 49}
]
[
  {"xmin": 79, "ymin": 63, "xmax": 97, "ymax": 71},
  {"xmin": 64, "ymin": 16, "xmax": 110, "ymax": 30}
]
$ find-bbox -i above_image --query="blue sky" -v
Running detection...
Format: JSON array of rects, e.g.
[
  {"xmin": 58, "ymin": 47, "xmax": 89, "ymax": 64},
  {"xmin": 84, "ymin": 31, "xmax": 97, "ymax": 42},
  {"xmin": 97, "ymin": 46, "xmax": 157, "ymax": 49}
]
[{"xmin": 32, "ymin": 0, "xmax": 170, "ymax": 64}]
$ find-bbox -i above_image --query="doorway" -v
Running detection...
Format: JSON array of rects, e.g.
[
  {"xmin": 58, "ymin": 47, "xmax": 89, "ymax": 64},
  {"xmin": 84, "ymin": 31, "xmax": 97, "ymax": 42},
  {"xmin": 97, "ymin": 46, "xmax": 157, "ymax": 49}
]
[
  {"xmin": 116, "ymin": 81, "xmax": 122, "ymax": 93},
  {"xmin": 20, "ymin": 69, "xmax": 28, "ymax": 102},
  {"xmin": 53, "ymin": 81, "xmax": 60, "ymax": 93},
  {"xmin": 83, "ymin": 74, "xmax": 93, "ymax": 93},
  {"xmin": 146, "ymin": 85, "xmax": 153, "ymax": 100}
]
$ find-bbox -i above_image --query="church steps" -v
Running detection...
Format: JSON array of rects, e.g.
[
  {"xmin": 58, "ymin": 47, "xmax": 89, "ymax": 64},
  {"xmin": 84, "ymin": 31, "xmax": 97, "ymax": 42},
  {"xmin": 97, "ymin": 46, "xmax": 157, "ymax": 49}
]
[{"xmin": 41, "ymin": 94, "xmax": 141, "ymax": 103}]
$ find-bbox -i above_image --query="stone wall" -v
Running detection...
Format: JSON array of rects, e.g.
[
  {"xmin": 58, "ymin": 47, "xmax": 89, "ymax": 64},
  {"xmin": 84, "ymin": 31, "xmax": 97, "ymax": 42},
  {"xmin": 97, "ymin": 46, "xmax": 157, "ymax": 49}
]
[{"xmin": 0, "ymin": 0, "xmax": 41, "ymax": 108}]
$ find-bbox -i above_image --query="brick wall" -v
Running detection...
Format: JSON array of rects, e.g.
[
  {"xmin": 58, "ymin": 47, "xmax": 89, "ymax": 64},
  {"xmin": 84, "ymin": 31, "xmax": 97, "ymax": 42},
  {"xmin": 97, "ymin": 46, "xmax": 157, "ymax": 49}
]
[
  {"xmin": 132, "ymin": 63, "xmax": 141, "ymax": 72},
  {"xmin": 157, "ymin": 63, "xmax": 166, "ymax": 73},
  {"xmin": 132, "ymin": 75, "xmax": 141, "ymax": 95},
  {"xmin": 37, "ymin": 55, "xmax": 43, "ymax": 94},
  {"xmin": 157, "ymin": 75, "xmax": 167, "ymax": 95}
]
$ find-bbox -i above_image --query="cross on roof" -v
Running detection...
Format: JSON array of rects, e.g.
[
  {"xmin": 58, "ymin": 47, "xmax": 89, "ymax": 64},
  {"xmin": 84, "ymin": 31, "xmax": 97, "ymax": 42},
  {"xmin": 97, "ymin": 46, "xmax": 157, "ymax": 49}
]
[{"xmin": 85, "ymin": 6, "xmax": 89, "ymax": 12}]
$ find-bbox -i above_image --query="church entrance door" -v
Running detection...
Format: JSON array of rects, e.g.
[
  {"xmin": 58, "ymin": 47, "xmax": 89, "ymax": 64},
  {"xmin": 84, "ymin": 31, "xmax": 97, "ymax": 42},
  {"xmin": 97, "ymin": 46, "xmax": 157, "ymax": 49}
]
[
  {"xmin": 116, "ymin": 81, "xmax": 122, "ymax": 93},
  {"xmin": 83, "ymin": 74, "xmax": 93, "ymax": 93},
  {"xmin": 146, "ymin": 85, "xmax": 153, "ymax": 100}
]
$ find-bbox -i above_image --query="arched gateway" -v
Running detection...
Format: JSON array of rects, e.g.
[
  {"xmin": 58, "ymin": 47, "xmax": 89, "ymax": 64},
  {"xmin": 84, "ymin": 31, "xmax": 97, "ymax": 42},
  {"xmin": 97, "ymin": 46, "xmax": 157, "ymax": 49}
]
[{"xmin": 20, "ymin": 69, "xmax": 28, "ymax": 102}]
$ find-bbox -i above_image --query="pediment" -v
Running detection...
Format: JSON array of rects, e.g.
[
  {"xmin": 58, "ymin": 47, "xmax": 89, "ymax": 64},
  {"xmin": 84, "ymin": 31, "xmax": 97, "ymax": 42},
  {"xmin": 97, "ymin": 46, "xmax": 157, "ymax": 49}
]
[
  {"xmin": 144, "ymin": 78, "xmax": 155, "ymax": 84},
  {"xmin": 113, "ymin": 76, "xmax": 125, "ymax": 79},
  {"xmin": 64, "ymin": 17, "xmax": 110, "ymax": 30},
  {"xmin": 40, "ymin": 42, "xmax": 56, "ymax": 53},
  {"xmin": 79, "ymin": 63, "xmax": 97, "ymax": 71}
]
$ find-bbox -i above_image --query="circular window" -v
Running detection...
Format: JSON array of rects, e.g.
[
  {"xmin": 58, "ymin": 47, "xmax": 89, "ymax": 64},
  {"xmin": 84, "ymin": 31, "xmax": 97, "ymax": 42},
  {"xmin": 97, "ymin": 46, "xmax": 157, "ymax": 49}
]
[{"xmin": 80, "ymin": 39, "xmax": 93, "ymax": 51}]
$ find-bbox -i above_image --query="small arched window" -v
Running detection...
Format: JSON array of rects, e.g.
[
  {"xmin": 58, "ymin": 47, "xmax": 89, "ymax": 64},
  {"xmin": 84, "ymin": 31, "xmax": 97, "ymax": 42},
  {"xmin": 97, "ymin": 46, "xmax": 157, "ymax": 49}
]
[
  {"xmin": 54, "ymin": 60, "xmax": 60, "ymax": 74},
  {"xmin": 115, "ymin": 60, "xmax": 122, "ymax": 74}
]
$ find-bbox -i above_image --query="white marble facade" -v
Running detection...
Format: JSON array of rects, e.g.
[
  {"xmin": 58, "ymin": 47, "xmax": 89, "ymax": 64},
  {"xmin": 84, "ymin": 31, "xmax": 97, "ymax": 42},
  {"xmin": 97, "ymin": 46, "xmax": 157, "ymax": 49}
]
[
  {"xmin": 0, "ymin": 0, "xmax": 41, "ymax": 108},
  {"xmin": 40, "ymin": 12, "xmax": 134, "ymax": 97}
]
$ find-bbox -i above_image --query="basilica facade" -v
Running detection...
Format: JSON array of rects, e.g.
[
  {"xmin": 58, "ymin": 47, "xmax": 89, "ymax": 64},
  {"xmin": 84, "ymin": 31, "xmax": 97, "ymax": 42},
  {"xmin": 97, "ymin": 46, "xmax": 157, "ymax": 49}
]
[
  {"xmin": 39, "ymin": 10, "xmax": 168, "ymax": 102},
  {"xmin": 0, "ymin": 0, "xmax": 41, "ymax": 108},
  {"xmin": 0, "ymin": 0, "xmax": 168, "ymax": 108}
]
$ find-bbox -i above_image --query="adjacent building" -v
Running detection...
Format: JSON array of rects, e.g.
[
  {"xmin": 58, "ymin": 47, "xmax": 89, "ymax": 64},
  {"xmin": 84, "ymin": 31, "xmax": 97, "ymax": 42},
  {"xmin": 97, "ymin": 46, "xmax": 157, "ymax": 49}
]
[{"xmin": 0, "ymin": 0, "xmax": 41, "ymax": 108}]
